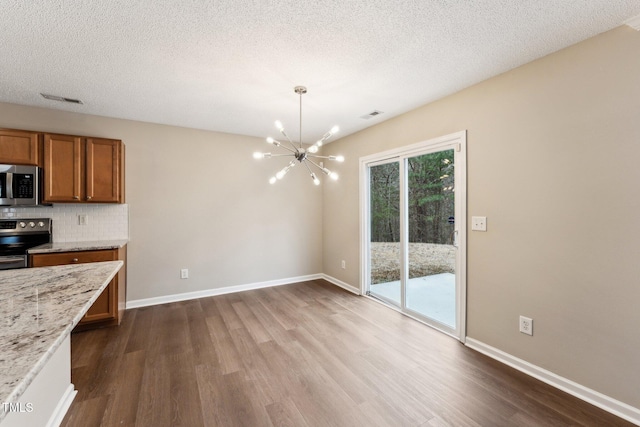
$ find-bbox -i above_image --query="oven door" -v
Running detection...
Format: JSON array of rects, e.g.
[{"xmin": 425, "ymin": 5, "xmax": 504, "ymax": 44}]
[
  {"xmin": 0, "ymin": 255, "xmax": 27, "ymax": 270},
  {"xmin": 0, "ymin": 233, "xmax": 49, "ymax": 258}
]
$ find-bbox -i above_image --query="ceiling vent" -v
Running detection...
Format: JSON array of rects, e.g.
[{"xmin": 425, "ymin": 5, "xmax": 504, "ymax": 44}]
[
  {"xmin": 626, "ymin": 14, "xmax": 640, "ymax": 30},
  {"xmin": 360, "ymin": 110, "xmax": 384, "ymax": 120},
  {"xmin": 40, "ymin": 93, "xmax": 83, "ymax": 104}
]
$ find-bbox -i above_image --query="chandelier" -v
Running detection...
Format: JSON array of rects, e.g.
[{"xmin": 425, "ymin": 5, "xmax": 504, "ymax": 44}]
[{"xmin": 253, "ymin": 86, "xmax": 344, "ymax": 185}]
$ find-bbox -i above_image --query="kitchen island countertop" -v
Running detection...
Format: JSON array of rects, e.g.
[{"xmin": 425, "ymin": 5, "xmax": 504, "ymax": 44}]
[
  {"xmin": 27, "ymin": 239, "xmax": 128, "ymax": 254},
  {"xmin": 0, "ymin": 261, "xmax": 123, "ymax": 421}
]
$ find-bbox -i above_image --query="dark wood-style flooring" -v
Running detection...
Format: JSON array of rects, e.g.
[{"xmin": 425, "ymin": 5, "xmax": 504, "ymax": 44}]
[{"xmin": 61, "ymin": 280, "xmax": 631, "ymax": 426}]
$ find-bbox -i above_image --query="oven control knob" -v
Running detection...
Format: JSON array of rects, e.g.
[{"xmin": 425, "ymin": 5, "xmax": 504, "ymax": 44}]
[
  {"xmin": 38, "ymin": 221, "xmax": 45, "ymax": 228},
  {"xmin": 29, "ymin": 222, "xmax": 36, "ymax": 228},
  {"xmin": 19, "ymin": 222, "xmax": 26, "ymax": 228}
]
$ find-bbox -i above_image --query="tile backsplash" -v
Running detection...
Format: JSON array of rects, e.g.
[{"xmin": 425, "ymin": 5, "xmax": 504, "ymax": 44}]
[{"xmin": 1, "ymin": 204, "xmax": 129, "ymax": 242}]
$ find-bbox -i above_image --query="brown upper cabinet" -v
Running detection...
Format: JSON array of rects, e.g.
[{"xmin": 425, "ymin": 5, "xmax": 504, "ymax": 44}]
[
  {"xmin": 43, "ymin": 133, "xmax": 125, "ymax": 203},
  {"xmin": 0, "ymin": 129, "xmax": 42, "ymax": 166}
]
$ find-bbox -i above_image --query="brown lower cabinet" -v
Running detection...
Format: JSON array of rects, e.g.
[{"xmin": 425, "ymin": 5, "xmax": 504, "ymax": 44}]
[{"xmin": 30, "ymin": 246, "xmax": 127, "ymax": 331}]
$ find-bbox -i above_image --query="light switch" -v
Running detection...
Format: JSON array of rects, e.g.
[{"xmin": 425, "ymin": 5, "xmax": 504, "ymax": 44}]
[{"xmin": 471, "ymin": 216, "xmax": 487, "ymax": 231}]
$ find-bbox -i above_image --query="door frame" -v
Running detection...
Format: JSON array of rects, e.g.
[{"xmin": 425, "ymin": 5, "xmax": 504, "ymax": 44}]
[{"xmin": 359, "ymin": 130, "xmax": 467, "ymax": 342}]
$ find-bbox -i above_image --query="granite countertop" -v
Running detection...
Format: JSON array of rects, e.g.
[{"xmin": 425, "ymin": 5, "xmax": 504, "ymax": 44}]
[
  {"xmin": 0, "ymin": 261, "xmax": 123, "ymax": 419},
  {"xmin": 27, "ymin": 239, "xmax": 128, "ymax": 254}
]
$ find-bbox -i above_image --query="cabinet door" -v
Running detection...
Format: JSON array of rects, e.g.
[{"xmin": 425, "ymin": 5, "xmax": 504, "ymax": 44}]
[
  {"xmin": 85, "ymin": 138, "xmax": 123, "ymax": 203},
  {"xmin": 42, "ymin": 134, "xmax": 83, "ymax": 202},
  {"xmin": 83, "ymin": 287, "xmax": 115, "ymax": 323},
  {"xmin": 0, "ymin": 129, "xmax": 41, "ymax": 166}
]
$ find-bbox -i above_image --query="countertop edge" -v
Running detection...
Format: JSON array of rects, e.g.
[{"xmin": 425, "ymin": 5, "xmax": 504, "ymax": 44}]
[
  {"xmin": 2, "ymin": 261, "xmax": 124, "ymax": 411},
  {"xmin": 27, "ymin": 240, "xmax": 129, "ymax": 254}
]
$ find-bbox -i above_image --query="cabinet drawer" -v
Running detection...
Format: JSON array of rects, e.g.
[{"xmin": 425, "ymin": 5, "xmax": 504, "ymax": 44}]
[{"xmin": 30, "ymin": 250, "xmax": 116, "ymax": 267}]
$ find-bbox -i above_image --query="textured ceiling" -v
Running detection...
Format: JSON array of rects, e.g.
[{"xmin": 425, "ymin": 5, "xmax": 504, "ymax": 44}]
[{"xmin": 1, "ymin": 1, "xmax": 639, "ymax": 143}]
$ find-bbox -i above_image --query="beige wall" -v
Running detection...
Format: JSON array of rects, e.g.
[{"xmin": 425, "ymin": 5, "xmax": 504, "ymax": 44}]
[
  {"xmin": 0, "ymin": 103, "xmax": 322, "ymax": 301},
  {"xmin": 323, "ymin": 26, "xmax": 640, "ymax": 408}
]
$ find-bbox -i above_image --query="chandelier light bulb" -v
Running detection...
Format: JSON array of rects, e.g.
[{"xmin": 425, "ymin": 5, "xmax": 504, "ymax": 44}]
[
  {"xmin": 269, "ymin": 176, "xmax": 277, "ymax": 184},
  {"xmin": 310, "ymin": 172, "xmax": 320, "ymax": 185},
  {"xmin": 316, "ymin": 140, "xmax": 323, "ymax": 147},
  {"xmin": 329, "ymin": 172, "xmax": 339, "ymax": 180},
  {"xmin": 275, "ymin": 120, "xmax": 284, "ymax": 131},
  {"xmin": 253, "ymin": 152, "xmax": 264, "ymax": 159},
  {"xmin": 335, "ymin": 155, "xmax": 344, "ymax": 162},
  {"xmin": 330, "ymin": 125, "xmax": 339, "ymax": 134},
  {"xmin": 308, "ymin": 145, "xmax": 319, "ymax": 153},
  {"xmin": 276, "ymin": 161, "xmax": 296, "ymax": 180},
  {"xmin": 266, "ymin": 137, "xmax": 281, "ymax": 147}
]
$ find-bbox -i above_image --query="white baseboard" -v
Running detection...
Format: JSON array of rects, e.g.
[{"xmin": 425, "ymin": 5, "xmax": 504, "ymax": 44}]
[
  {"xmin": 47, "ymin": 384, "xmax": 77, "ymax": 427},
  {"xmin": 465, "ymin": 338, "xmax": 640, "ymax": 426},
  {"xmin": 320, "ymin": 274, "xmax": 361, "ymax": 295},
  {"xmin": 126, "ymin": 274, "xmax": 323, "ymax": 309}
]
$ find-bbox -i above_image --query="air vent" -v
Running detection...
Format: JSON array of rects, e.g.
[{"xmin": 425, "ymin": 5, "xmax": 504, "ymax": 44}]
[
  {"xmin": 626, "ymin": 14, "xmax": 640, "ymax": 31},
  {"xmin": 360, "ymin": 110, "xmax": 384, "ymax": 120},
  {"xmin": 40, "ymin": 93, "xmax": 83, "ymax": 104}
]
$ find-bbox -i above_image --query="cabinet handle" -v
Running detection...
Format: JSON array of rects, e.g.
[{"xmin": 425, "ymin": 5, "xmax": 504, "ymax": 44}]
[
  {"xmin": 86, "ymin": 196, "xmax": 92, "ymax": 200},
  {"xmin": 73, "ymin": 196, "xmax": 80, "ymax": 200},
  {"xmin": 72, "ymin": 258, "xmax": 79, "ymax": 262}
]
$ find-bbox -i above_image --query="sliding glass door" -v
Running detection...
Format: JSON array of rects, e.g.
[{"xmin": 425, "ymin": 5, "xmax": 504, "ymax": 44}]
[
  {"xmin": 362, "ymin": 132, "xmax": 466, "ymax": 340},
  {"xmin": 368, "ymin": 160, "xmax": 401, "ymax": 306},
  {"xmin": 405, "ymin": 150, "xmax": 456, "ymax": 329}
]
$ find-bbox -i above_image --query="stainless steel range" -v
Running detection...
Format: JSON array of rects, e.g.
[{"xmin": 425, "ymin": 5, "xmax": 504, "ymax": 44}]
[{"xmin": 0, "ymin": 218, "xmax": 51, "ymax": 270}]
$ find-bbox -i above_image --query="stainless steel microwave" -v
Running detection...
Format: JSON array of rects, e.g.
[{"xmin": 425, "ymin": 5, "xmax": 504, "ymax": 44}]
[{"xmin": 0, "ymin": 164, "xmax": 41, "ymax": 206}]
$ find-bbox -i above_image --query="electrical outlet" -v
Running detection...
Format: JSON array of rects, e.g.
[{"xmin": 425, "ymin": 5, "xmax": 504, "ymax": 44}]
[
  {"xmin": 471, "ymin": 216, "xmax": 487, "ymax": 231},
  {"xmin": 341, "ymin": 260, "xmax": 346, "ymax": 269},
  {"xmin": 519, "ymin": 316, "xmax": 533, "ymax": 336},
  {"xmin": 180, "ymin": 268, "xmax": 189, "ymax": 279},
  {"xmin": 78, "ymin": 214, "xmax": 88, "ymax": 226}
]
